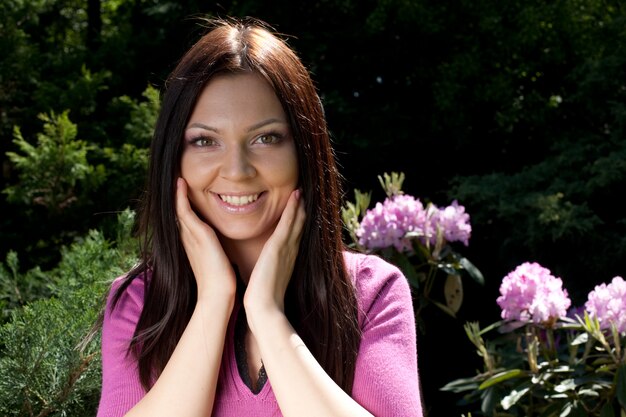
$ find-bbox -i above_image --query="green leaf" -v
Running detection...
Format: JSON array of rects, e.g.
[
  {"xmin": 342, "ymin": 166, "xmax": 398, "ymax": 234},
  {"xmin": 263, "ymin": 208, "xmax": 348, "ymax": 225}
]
[
  {"xmin": 378, "ymin": 172, "xmax": 405, "ymax": 197},
  {"xmin": 560, "ymin": 402, "xmax": 574, "ymax": 417},
  {"xmin": 431, "ymin": 299, "xmax": 457, "ymax": 318},
  {"xmin": 440, "ymin": 376, "xmax": 481, "ymax": 393},
  {"xmin": 617, "ymin": 364, "xmax": 626, "ymax": 411},
  {"xmin": 354, "ymin": 189, "xmax": 372, "ymax": 215},
  {"xmin": 459, "ymin": 256, "xmax": 485, "ymax": 285},
  {"xmin": 599, "ymin": 402, "xmax": 615, "ymax": 417},
  {"xmin": 539, "ymin": 401, "xmax": 565, "ymax": 417},
  {"xmin": 559, "ymin": 401, "xmax": 588, "ymax": 417},
  {"xmin": 478, "ymin": 320, "xmax": 505, "ymax": 336},
  {"xmin": 570, "ymin": 332, "xmax": 588, "ymax": 345},
  {"xmin": 554, "ymin": 378, "xmax": 576, "ymax": 393},
  {"xmin": 387, "ymin": 251, "xmax": 421, "ymax": 290},
  {"xmin": 481, "ymin": 386, "xmax": 501, "ymax": 416},
  {"xmin": 578, "ymin": 388, "xmax": 600, "ymax": 397},
  {"xmin": 4, "ymin": 110, "xmax": 94, "ymax": 213},
  {"xmin": 501, "ymin": 385, "xmax": 530, "ymax": 410},
  {"xmin": 444, "ymin": 274, "xmax": 463, "ymax": 313},
  {"xmin": 479, "ymin": 369, "xmax": 524, "ymax": 390}
]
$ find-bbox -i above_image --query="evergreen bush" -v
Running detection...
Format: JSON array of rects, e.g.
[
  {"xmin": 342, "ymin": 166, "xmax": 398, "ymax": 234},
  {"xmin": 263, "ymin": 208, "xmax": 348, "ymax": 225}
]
[{"xmin": 0, "ymin": 209, "xmax": 138, "ymax": 416}]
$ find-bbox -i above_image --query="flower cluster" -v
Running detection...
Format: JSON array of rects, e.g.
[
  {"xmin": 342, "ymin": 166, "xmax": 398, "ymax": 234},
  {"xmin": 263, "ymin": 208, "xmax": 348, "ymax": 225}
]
[
  {"xmin": 444, "ymin": 263, "xmax": 626, "ymax": 416},
  {"xmin": 356, "ymin": 195, "xmax": 471, "ymax": 253},
  {"xmin": 342, "ymin": 172, "xmax": 483, "ymax": 323},
  {"xmin": 585, "ymin": 276, "xmax": 626, "ymax": 334},
  {"xmin": 496, "ymin": 262, "xmax": 571, "ymax": 324},
  {"xmin": 438, "ymin": 200, "xmax": 472, "ymax": 246}
]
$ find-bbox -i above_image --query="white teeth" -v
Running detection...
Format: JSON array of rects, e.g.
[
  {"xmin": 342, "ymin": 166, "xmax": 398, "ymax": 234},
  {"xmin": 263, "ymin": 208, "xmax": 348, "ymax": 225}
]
[{"xmin": 219, "ymin": 194, "xmax": 259, "ymax": 206}]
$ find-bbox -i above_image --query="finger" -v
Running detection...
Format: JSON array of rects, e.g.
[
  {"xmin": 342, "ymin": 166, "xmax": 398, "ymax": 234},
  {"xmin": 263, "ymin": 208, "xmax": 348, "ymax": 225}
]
[
  {"xmin": 175, "ymin": 177, "xmax": 192, "ymax": 226},
  {"xmin": 175, "ymin": 179, "xmax": 232, "ymax": 281},
  {"xmin": 288, "ymin": 191, "xmax": 306, "ymax": 246},
  {"xmin": 175, "ymin": 177, "xmax": 207, "ymax": 234},
  {"xmin": 272, "ymin": 189, "xmax": 305, "ymax": 244}
]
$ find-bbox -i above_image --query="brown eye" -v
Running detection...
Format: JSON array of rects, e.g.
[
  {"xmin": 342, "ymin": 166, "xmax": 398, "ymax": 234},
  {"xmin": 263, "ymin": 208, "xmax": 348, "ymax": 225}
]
[
  {"xmin": 254, "ymin": 134, "xmax": 281, "ymax": 145},
  {"xmin": 191, "ymin": 137, "xmax": 216, "ymax": 147}
]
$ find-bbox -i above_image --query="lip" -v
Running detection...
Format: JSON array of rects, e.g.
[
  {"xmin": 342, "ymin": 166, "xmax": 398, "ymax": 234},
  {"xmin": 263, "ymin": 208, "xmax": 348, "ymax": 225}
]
[{"xmin": 212, "ymin": 191, "xmax": 265, "ymax": 213}]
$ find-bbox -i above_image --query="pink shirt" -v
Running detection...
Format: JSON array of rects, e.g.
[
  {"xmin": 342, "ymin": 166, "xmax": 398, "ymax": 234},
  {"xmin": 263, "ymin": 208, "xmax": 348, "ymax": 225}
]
[{"xmin": 97, "ymin": 251, "xmax": 424, "ymax": 416}]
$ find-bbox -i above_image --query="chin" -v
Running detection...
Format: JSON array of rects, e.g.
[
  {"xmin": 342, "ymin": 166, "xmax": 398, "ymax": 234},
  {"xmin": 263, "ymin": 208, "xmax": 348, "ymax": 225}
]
[{"xmin": 216, "ymin": 227, "xmax": 261, "ymax": 242}]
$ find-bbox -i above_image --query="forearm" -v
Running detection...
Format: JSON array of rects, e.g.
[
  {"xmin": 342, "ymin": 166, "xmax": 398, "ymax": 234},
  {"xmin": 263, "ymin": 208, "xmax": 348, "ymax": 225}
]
[
  {"xmin": 125, "ymin": 297, "xmax": 233, "ymax": 417},
  {"xmin": 248, "ymin": 309, "xmax": 373, "ymax": 417}
]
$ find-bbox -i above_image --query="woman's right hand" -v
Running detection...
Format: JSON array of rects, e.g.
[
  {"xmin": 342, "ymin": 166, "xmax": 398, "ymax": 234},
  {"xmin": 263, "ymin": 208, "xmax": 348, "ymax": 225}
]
[
  {"xmin": 176, "ymin": 177, "xmax": 237, "ymax": 302},
  {"xmin": 121, "ymin": 179, "xmax": 235, "ymax": 417}
]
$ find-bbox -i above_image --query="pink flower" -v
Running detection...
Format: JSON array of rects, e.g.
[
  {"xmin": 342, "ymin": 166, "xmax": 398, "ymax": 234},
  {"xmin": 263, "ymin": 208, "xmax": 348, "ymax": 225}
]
[
  {"xmin": 496, "ymin": 262, "xmax": 571, "ymax": 324},
  {"xmin": 585, "ymin": 276, "xmax": 626, "ymax": 334},
  {"xmin": 356, "ymin": 195, "xmax": 472, "ymax": 253},
  {"xmin": 435, "ymin": 200, "xmax": 472, "ymax": 246},
  {"xmin": 356, "ymin": 195, "xmax": 429, "ymax": 253}
]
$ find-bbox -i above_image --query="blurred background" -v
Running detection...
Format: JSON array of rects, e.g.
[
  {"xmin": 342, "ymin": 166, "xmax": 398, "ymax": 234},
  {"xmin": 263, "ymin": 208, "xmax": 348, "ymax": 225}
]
[{"xmin": 1, "ymin": 1, "xmax": 625, "ymax": 415}]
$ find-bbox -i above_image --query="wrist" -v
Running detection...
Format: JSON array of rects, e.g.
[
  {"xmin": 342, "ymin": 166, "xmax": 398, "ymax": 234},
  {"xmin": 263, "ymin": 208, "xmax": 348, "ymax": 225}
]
[
  {"xmin": 197, "ymin": 284, "xmax": 236, "ymax": 311},
  {"xmin": 244, "ymin": 302, "xmax": 287, "ymax": 336}
]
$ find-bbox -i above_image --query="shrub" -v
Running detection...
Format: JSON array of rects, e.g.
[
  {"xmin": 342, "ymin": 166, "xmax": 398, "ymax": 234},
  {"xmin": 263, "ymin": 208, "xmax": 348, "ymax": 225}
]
[
  {"xmin": 0, "ymin": 209, "xmax": 138, "ymax": 416},
  {"xmin": 342, "ymin": 172, "xmax": 484, "ymax": 331},
  {"xmin": 442, "ymin": 262, "xmax": 626, "ymax": 417}
]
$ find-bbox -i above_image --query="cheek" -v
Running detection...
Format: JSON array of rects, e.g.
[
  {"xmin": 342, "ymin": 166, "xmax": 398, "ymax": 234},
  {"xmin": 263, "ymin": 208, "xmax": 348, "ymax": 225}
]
[
  {"xmin": 179, "ymin": 153, "xmax": 192, "ymax": 181},
  {"xmin": 277, "ymin": 161, "xmax": 298, "ymax": 188},
  {"xmin": 180, "ymin": 154, "xmax": 215, "ymax": 185},
  {"xmin": 276, "ymin": 146, "xmax": 299, "ymax": 187},
  {"xmin": 180, "ymin": 156, "xmax": 216, "ymax": 208}
]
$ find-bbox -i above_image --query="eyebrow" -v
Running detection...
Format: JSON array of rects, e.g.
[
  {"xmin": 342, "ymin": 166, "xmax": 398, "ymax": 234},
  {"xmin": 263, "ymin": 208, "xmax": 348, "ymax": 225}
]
[{"xmin": 186, "ymin": 118, "xmax": 287, "ymax": 133}]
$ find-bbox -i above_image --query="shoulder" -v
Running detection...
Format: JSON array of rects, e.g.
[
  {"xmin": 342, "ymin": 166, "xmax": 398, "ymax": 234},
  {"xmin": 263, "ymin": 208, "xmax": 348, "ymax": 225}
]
[
  {"xmin": 343, "ymin": 249, "xmax": 409, "ymax": 298},
  {"xmin": 99, "ymin": 271, "xmax": 148, "ymax": 415},
  {"xmin": 104, "ymin": 270, "xmax": 148, "ymax": 330},
  {"xmin": 108, "ymin": 272, "xmax": 146, "ymax": 308},
  {"xmin": 343, "ymin": 249, "xmax": 404, "ymax": 279},
  {"xmin": 343, "ymin": 250, "xmax": 413, "ymax": 326},
  {"xmin": 345, "ymin": 250, "xmax": 423, "ymax": 416}
]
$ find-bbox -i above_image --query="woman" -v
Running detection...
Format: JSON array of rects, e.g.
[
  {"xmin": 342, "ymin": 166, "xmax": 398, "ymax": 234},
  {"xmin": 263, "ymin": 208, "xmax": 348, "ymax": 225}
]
[{"xmin": 97, "ymin": 17, "xmax": 423, "ymax": 417}]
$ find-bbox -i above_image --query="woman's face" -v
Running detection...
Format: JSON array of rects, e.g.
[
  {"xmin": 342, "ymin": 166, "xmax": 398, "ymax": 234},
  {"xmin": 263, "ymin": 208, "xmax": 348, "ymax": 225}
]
[{"xmin": 180, "ymin": 72, "xmax": 298, "ymax": 246}]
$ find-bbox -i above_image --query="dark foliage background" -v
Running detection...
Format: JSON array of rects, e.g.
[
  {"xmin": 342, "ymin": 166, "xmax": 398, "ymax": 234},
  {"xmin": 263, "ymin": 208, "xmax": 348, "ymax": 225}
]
[{"xmin": 1, "ymin": 1, "xmax": 624, "ymax": 415}]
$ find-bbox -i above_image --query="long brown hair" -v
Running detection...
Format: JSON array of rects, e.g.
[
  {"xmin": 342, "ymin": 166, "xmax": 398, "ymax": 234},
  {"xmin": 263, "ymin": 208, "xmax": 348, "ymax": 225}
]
[{"xmin": 112, "ymin": 17, "xmax": 360, "ymax": 393}]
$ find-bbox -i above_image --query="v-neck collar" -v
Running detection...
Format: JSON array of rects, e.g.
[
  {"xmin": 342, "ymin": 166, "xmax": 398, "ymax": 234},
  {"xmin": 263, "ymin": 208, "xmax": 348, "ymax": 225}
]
[{"xmin": 233, "ymin": 306, "xmax": 268, "ymax": 395}]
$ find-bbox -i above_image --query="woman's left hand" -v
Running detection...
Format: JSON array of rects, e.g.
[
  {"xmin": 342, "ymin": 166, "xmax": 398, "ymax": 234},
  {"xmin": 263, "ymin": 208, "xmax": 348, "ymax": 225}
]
[
  {"xmin": 243, "ymin": 189, "xmax": 306, "ymax": 315},
  {"xmin": 240, "ymin": 190, "xmax": 376, "ymax": 417}
]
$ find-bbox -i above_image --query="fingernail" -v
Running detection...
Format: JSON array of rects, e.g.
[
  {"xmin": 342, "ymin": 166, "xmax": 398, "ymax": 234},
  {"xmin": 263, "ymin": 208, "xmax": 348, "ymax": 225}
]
[{"xmin": 294, "ymin": 189, "xmax": 301, "ymax": 200}]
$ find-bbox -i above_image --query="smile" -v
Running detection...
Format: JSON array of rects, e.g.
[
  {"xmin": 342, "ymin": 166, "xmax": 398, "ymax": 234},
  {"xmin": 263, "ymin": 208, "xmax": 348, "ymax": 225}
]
[{"xmin": 219, "ymin": 193, "xmax": 260, "ymax": 206}]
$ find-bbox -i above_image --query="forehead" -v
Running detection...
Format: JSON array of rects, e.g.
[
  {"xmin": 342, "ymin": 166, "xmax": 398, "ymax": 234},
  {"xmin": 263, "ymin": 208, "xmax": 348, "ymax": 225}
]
[
  {"xmin": 191, "ymin": 72, "xmax": 283, "ymax": 117},
  {"xmin": 200, "ymin": 72, "xmax": 278, "ymax": 102}
]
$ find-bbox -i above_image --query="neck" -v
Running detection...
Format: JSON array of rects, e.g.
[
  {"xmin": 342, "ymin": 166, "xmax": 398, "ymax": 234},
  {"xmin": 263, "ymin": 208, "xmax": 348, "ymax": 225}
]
[{"xmin": 219, "ymin": 235, "xmax": 267, "ymax": 284}]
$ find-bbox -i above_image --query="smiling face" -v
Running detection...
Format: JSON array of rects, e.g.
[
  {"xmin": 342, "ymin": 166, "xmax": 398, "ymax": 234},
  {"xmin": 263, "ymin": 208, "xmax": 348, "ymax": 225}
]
[{"xmin": 180, "ymin": 72, "xmax": 298, "ymax": 248}]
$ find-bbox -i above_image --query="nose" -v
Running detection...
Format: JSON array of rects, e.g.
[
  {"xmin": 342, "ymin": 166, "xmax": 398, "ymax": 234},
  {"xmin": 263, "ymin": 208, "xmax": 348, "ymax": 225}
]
[{"xmin": 219, "ymin": 145, "xmax": 256, "ymax": 180}]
